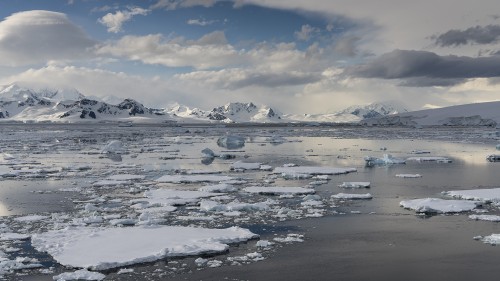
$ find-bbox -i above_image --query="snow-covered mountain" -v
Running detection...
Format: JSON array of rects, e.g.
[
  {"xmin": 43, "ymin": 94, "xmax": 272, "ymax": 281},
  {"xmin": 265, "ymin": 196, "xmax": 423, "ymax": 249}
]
[
  {"xmin": 0, "ymin": 84, "xmax": 168, "ymax": 122},
  {"xmin": 361, "ymin": 101, "xmax": 500, "ymax": 127},
  {"xmin": 207, "ymin": 102, "xmax": 281, "ymax": 123}
]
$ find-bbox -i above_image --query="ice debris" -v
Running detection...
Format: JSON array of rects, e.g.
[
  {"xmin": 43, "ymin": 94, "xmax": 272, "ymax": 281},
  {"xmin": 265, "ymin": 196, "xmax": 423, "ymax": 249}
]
[
  {"xmin": 338, "ymin": 182, "xmax": 371, "ymax": 188},
  {"xmin": 53, "ymin": 269, "xmax": 106, "ymax": 281},
  {"xmin": 469, "ymin": 214, "xmax": 500, "ymax": 222},
  {"xmin": 395, "ymin": 174, "xmax": 422, "ymax": 178},
  {"xmin": 100, "ymin": 140, "xmax": 125, "ymax": 154},
  {"xmin": 217, "ymin": 135, "xmax": 245, "ymax": 149},
  {"xmin": 243, "ymin": 186, "xmax": 315, "ymax": 195},
  {"xmin": 364, "ymin": 154, "xmax": 405, "ymax": 166},
  {"xmin": 331, "ymin": 193, "xmax": 373, "ymax": 200}
]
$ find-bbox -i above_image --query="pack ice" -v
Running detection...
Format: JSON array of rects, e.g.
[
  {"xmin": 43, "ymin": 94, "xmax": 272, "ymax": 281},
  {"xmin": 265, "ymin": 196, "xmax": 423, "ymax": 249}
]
[
  {"xmin": 444, "ymin": 187, "xmax": 500, "ymax": 203},
  {"xmin": 400, "ymin": 198, "xmax": 480, "ymax": 213}
]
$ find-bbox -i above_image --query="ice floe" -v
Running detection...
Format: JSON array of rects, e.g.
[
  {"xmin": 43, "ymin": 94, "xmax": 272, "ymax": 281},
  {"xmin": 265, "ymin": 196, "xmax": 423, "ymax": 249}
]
[
  {"xmin": 400, "ymin": 198, "xmax": 480, "ymax": 213},
  {"xmin": 338, "ymin": 182, "xmax": 371, "ymax": 188},
  {"xmin": 243, "ymin": 186, "xmax": 315, "ymax": 195},
  {"xmin": 156, "ymin": 174, "xmax": 234, "ymax": 183},
  {"xmin": 477, "ymin": 234, "xmax": 500, "ymax": 245},
  {"xmin": 274, "ymin": 166, "xmax": 356, "ymax": 177},
  {"xmin": 364, "ymin": 154, "xmax": 405, "ymax": 166},
  {"xmin": 217, "ymin": 135, "xmax": 245, "ymax": 149},
  {"xmin": 53, "ymin": 269, "xmax": 106, "ymax": 281},
  {"xmin": 31, "ymin": 226, "xmax": 258, "ymax": 270},
  {"xmin": 331, "ymin": 193, "xmax": 373, "ymax": 200},
  {"xmin": 444, "ymin": 188, "xmax": 500, "ymax": 203},
  {"xmin": 395, "ymin": 174, "xmax": 422, "ymax": 178},
  {"xmin": 100, "ymin": 140, "xmax": 125, "ymax": 154},
  {"xmin": 230, "ymin": 161, "xmax": 262, "ymax": 171},
  {"xmin": 469, "ymin": 214, "xmax": 500, "ymax": 222},
  {"xmin": 406, "ymin": 156, "xmax": 452, "ymax": 163}
]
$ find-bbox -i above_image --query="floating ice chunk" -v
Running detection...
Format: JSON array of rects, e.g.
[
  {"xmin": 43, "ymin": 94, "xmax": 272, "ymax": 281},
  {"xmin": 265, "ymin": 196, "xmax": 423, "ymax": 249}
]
[
  {"xmin": 231, "ymin": 161, "xmax": 262, "ymax": 170},
  {"xmin": 117, "ymin": 268, "xmax": 134, "ymax": 274},
  {"xmin": 198, "ymin": 183, "xmax": 236, "ymax": 193},
  {"xmin": 0, "ymin": 166, "xmax": 17, "ymax": 177},
  {"xmin": 265, "ymin": 136, "xmax": 287, "ymax": 144},
  {"xmin": 109, "ymin": 219, "xmax": 138, "ymax": 226},
  {"xmin": 243, "ymin": 186, "xmax": 315, "ymax": 195},
  {"xmin": 303, "ymin": 195, "xmax": 321, "ymax": 201},
  {"xmin": 143, "ymin": 189, "xmax": 220, "ymax": 207},
  {"xmin": 478, "ymin": 234, "xmax": 500, "ymax": 245},
  {"xmin": 273, "ymin": 234, "xmax": 304, "ymax": 243},
  {"xmin": 93, "ymin": 179, "xmax": 129, "ymax": 187},
  {"xmin": 199, "ymin": 200, "xmax": 269, "ymax": 212},
  {"xmin": 0, "ymin": 153, "xmax": 16, "ymax": 161},
  {"xmin": 195, "ymin": 257, "xmax": 208, "ymax": 266},
  {"xmin": 274, "ymin": 166, "xmax": 356, "ymax": 176},
  {"xmin": 364, "ymin": 154, "xmax": 405, "ymax": 166},
  {"xmin": 395, "ymin": 174, "xmax": 422, "ymax": 178},
  {"xmin": 255, "ymin": 240, "xmax": 274, "ymax": 248},
  {"xmin": 52, "ymin": 269, "xmax": 106, "ymax": 281},
  {"xmin": 107, "ymin": 174, "xmax": 145, "ymax": 181},
  {"xmin": 331, "ymin": 193, "xmax": 372, "ymax": 200},
  {"xmin": 0, "ymin": 233, "xmax": 30, "ymax": 241},
  {"xmin": 444, "ymin": 188, "xmax": 500, "ymax": 203},
  {"xmin": 101, "ymin": 140, "xmax": 125, "ymax": 154},
  {"xmin": 217, "ymin": 135, "xmax": 245, "ymax": 149},
  {"xmin": 201, "ymin": 148, "xmax": 215, "ymax": 158},
  {"xmin": 301, "ymin": 200, "xmax": 324, "ymax": 207},
  {"xmin": 31, "ymin": 226, "xmax": 258, "ymax": 270},
  {"xmin": 13, "ymin": 215, "xmax": 49, "ymax": 222},
  {"xmin": 260, "ymin": 165, "xmax": 273, "ymax": 171},
  {"xmin": 185, "ymin": 169, "xmax": 221, "ymax": 175},
  {"xmin": 155, "ymin": 174, "xmax": 234, "ymax": 183},
  {"xmin": 400, "ymin": 198, "xmax": 480, "ymax": 213},
  {"xmin": 338, "ymin": 182, "xmax": 371, "ymax": 188},
  {"xmin": 410, "ymin": 150, "xmax": 431, "ymax": 154},
  {"xmin": 469, "ymin": 214, "xmax": 500, "ymax": 222},
  {"xmin": 406, "ymin": 156, "xmax": 452, "ymax": 163}
]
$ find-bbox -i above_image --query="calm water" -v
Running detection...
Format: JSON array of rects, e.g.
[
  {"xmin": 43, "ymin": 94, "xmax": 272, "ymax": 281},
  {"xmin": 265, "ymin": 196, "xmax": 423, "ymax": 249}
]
[{"xmin": 1, "ymin": 124, "xmax": 500, "ymax": 280}]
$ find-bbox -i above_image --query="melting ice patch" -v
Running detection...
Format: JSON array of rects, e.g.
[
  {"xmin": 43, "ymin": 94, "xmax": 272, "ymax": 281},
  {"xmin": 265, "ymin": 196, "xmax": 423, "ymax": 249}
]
[
  {"xmin": 243, "ymin": 186, "xmax": 315, "ymax": 195},
  {"xmin": 477, "ymin": 234, "xmax": 500, "ymax": 245},
  {"xmin": 469, "ymin": 214, "xmax": 500, "ymax": 222},
  {"xmin": 400, "ymin": 198, "xmax": 480, "ymax": 213},
  {"xmin": 31, "ymin": 226, "xmax": 258, "ymax": 270},
  {"xmin": 338, "ymin": 182, "xmax": 371, "ymax": 188},
  {"xmin": 331, "ymin": 193, "xmax": 373, "ymax": 200}
]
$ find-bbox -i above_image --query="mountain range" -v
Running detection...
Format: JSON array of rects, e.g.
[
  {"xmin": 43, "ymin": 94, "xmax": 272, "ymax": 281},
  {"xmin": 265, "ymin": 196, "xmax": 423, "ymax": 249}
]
[{"xmin": 1, "ymin": 83, "xmax": 499, "ymax": 127}]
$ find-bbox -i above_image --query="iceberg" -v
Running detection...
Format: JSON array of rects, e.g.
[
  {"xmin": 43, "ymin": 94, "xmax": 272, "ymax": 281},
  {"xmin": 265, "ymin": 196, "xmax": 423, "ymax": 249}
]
[
  {"xmin": 364, "ymin": 154, "xmax": 405, "ymax": 166},
  {"xmin": 217, "ymin": 135, "xmax": 245, "ymax": 149},
  {"xmin": 444, "ymin": 187, "xmax": 500, "ymax": 203}
]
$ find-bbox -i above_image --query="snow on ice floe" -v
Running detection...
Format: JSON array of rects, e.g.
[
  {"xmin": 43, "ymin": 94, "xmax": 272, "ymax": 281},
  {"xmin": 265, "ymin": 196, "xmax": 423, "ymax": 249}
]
[
  {"xmin": 31, "ymin": 225, "xmax": 258, "ymax": 270},
  {"xmin": 100, "ymin": 140, "xmax": 126, "ymax": 154},
  {"xmin": 395, "ymin": 174, "xmax": 422, "ymax": 178},
  {"xmin": 331, "ymin": 193, "xmax": 373, "ymax": 200},
  {"xmin": 141, "ymin": 189, "xmax": 221, "ymax": 207},
  {"xmin": 273, "ymin": 166, "xmax": 356, "ymax": 178},
  {"xmin": 199, "ymin": 199, "xmax": 270, "ymax": 212},
  {"xmin": 406, "ymin": 156, "xmax": 452, "ymax": 163},
  {"xmin": 156, "ymin": 174, "xmax": 235, "ymax": 183},
  {"xmin": 477, "ymin": 234, "xmax": 500, "ymax": 245},
  {"xmin": 444, "ymin": 188, "xmax": 500, "ymax": 203},
  {"xmin": 53, "ymin": 269, "xmax": 106, "ymax": 281},
  {"xmin": 13, "ymin": 215, "xmax": 48, "ymax": 222},
  {"xmin": 338, "ymin": 182, "xmax": 371, "ymax": 188},
  {"xmin": 469, "ymin": 214, "xmax": 500, "ymax": 222},
  {"xmin": 400, "ymin": 198, "xmax": 480, "ymax": 213},
  {"xmin": 230, "ymin": 161, "xmax": 262, "ymax": 171},
  {"xmin": 0, "ymin": 233, "xmax": 30, "ymax": 241},
  {"xmin": 242, "ymin": 186, "xmax": 315, "ymax": 195}
]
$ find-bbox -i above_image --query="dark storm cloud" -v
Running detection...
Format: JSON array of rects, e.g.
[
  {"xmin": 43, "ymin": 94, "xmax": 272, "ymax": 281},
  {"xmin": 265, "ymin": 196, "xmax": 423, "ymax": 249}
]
[
  {"xmin": 345, "ymin": 49, "xmax": 500, "ymax": 86},
  {"xmin": 433, "ymin": 25, "xmax": 500, "ymax": 46}
]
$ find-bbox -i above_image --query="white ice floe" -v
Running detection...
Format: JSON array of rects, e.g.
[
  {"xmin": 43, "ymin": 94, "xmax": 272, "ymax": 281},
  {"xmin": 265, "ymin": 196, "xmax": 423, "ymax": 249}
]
[
  {"xmin": 364, "ymin": 154, "xmax": 405, "ymax": 165},
  {"xmin": 444, "ymin": 188, "xmax": 500, "ymax": 203},
  {"xmin": 107, "ymin": 174, "xmax": 145, "ymax": 181},
  {"xmin": 100, "ymin": 140, "xmax": 125, "ymax": 154},
  {"xmin": 243, "ymin": 186, "xmax": 315, "ymax": 195},
  {"xmin": 198, "ymin": 183, "xmax": 237, "ymax": 193},
  {"xmin": 142, "ymin": 189, "xmax": 220, "ymax": 207},
  {"xmin": 395, "ymin": 174, "xmax": 422, "ymax": 178},
  {"xmin": 469, "ymin": 214, "xmax": 500, "ymax": 222},
  {"xmin": 155, "ymin": 174, "xmax": 234, "ymax": 183},
  {"xmin": 478, "ymin": 234, "xmax": 500, "ymax": 245},
  {"xmin": 338, "ymin": 182, "xmax": 371, "ymax": 188},
  {"xmin": 406, "ymin": 156, "xmax": 452, "ymax": 163},
  {"xmin": 273, "ymin": 234, "xmax": 304, "ymax": 243},
  {"xmin": 230, "ymin": 161, "xmax": 262, "ymax": 170},
  {"xmin": 31, "ymin": 225, "xmax": 258, "ymax": 270},
  {"xmin": 274, "ymin": 166, "xmax": 356, "ymax": 176},
  {"xmin": 53, "ymin": 269, "xmax": 106, "ymax": 281},
  {"xmin": 93, "ymin": 179, "xmax": 129, "ymax": 187},
  {"xmin": 0, "ymin": 233, "xmax": 30, "ymax": 241},
  {"xmin": 13, "ymin": 215, "xmax": 49, "ymax": 222},
  {"xmin": 0, "ymin": 257, "xmax": 42, "ymax": 278},
  {"xmin": 331, "ymin": 193, "xmax": 373, "ymax": 200},
  {"xmin": 199, "ymin": 199, "xmax": 270, "ymax": 212},
  {"xmin": 400, "ymin": 198, "xmax": 480, "ymax": 213}
]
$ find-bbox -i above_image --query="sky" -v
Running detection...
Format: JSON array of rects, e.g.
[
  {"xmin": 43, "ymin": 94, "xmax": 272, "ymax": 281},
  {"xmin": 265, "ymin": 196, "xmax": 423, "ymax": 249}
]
[{"xmin": 2, "ymin": 0, "xmax": 500, "ymax": 113}]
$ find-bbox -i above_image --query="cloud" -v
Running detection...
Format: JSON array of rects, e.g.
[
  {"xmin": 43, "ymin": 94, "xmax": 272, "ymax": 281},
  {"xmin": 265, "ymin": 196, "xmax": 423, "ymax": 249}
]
[
  {"xmin": 333, "ymin": 36, "xmax": 360, "ymax": 57},
  {"xmin": 346, "ymin": 49, "xmax": 500, "ymax": 86},
  {"xmin": 98, "ymin": 7, "xmax": 150, "ymax": 33},
  {"xmin": 433, "ymin": 25, "xmax": 500, "ymax": 47},
  {"xmin": 151, "ymin": 0, "xmax": 217, "ymax": 10},
  {"xmin": 96, "ymin": 31, "xmax": 241, "ymax": 69},
  {"xmin": 187, "ymin": 18, "xmax": 217, "ymax": 26},
  {"xmin": 176, "ymin": 68, "xmax": 320, "ymax": 89},
  {"xmin": 294, "ymin": 24, "xmax": 320, "ymax": 41},
  {"xmin": 0, "ymin": 10, "xmax": 96, "ymax": 66}
]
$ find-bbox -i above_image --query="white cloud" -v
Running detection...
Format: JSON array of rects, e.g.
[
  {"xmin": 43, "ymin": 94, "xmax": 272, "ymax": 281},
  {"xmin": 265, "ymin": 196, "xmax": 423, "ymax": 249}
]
[
  {"xmin": 0, "ymin": 10, "xmax": 96, "ymax": 66},
  {"xmin": 96, "ymin": 32, "xmax": 242, "ymax": 69},
  {"xmin": 294, "ymin": 24, "xmax": 320, "ymax": 41},
  {"xmin": 98, "ymin": 7, "xmax": 150, "ymax": 33},
  {"xmin": 151, "ymin": 0, "xmax": 218, "ymax": 10},
  {"xmin": 187, "ymin": 18, "xmax": 218, "ymax": 26}
]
